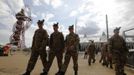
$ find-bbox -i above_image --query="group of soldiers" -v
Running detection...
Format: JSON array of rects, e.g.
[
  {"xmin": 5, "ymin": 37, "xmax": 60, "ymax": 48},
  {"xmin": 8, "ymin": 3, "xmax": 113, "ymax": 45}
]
[
  {"xmin": 22, "ymin": 19, "xmax": 79, "ymax": 75},
  {"xmin": 16, "ymin": 9, "xmax": 129, "ymax": 75},
  {"xmin": 83, "ymin": 27, "xmax": 128, "ymax": 75}
]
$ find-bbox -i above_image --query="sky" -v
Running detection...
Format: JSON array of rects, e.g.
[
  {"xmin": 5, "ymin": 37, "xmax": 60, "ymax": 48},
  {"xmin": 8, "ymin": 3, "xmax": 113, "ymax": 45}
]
[{"xmin": 0, "ymin": 0, "xmax": 134, "ymax": 47}]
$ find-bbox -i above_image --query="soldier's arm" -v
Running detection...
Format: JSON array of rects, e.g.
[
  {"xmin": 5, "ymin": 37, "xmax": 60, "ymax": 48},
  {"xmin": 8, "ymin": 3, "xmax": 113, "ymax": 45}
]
[
  {"xmin": 41, "ymin": 30, "xmax": 49, "ymax": 49},
  {"xmin": 108, "ymin": 38, "xmax": 113, "ymax": 54},
  {"xmin": 74, "ymin": 34, "xmax": 80, "ymax": 47},
  {"xmin": 31, "ymin": 30, "xmax": 37, "ymax": 49},
  {"xmin": 60, "ymin": 32, "xmax": 65, "ymax": 50},
  {"xmin": 64, "ymin": 35, "xmax": 68, "ymax": 48},
  {"xmin": 49, "ymin": 33, "xmax": 53, "ymax": 49},
  {"xmin": 121, "ymin": 37, "xmax": 129, "ymax": 53}
]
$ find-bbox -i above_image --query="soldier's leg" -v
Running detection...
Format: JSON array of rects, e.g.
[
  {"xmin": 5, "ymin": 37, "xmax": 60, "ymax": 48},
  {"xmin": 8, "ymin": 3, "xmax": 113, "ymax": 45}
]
[
  {"xmin": 46, "ymin": 51, "xmax": 55, "ymax": 72},
  {"xmin": 114, "ymin": 55, "xmax": 121, "ymax": 75},
  {"xmin": 92, "ymin": 54, "xmax": 96, "ymax": 63},
  {"xmin": 99, "ymin": 54, "xmax": 103, "ymax": 63},
  {"xmin": 102, "ymin": 55, "xmax": 107, "ymax": 66},
  {"xmin": 60, "ymin": 52, "xmax": 71, "ymax": 74},
  {"xmin": 88, "ymin": 54, "xmax": 91, "ymax": 65},
  {"xmin": 56, "ymin": 52, "xmax": 63, "ymax": 71},
  {"xmin": 39, "ymin": 50, "xmax": 48, "ymax": 75},
  {"xmin": 72, "ymin": 52, "xmax": 78, "ymax": 75},
  {"xmin": 120, "ymin": 55, "xmax": 127, "ymax": 75},
  {"xmin": 23, "ymin": 50, "xmax": 39, "ymax": 75},
  {"xmin": 108, "ymin": 55, "xmax": 113, "ymax": 69}
]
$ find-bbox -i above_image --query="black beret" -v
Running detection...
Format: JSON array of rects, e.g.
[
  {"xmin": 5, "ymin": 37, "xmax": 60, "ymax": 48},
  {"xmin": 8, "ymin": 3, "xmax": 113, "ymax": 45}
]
[
  {"xmin": 53, "ymin": 22, "xmax": 59, "ymax": 27},
  {"xmin": 114, "ymin": 27, "xmax": 121, "ymax": 32},
  {"xmin": 69, "ymin": 25, "xmax": 74, "ymax": 29},
  {"xmin": 37, "ymin": 19, "xmax": 45, "ymax": 25}
]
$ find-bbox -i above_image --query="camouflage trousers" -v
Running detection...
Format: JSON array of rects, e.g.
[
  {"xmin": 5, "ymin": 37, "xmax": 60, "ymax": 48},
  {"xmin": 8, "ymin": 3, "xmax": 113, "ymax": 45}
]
[
  {"xmin": 113, "ymin": 53, "xmax": 127, "ymax": 75},
  {"xmin": 60, "ymin": 50, "xmax": 78, "ymax": 72},
  {"xmin": 88, "ymin": 53, "xmax": 95, "ymax": 64},
  {"xmin": 46, "ymin": 50, "xmax": 63, "ymax": 72},
  {"xmin": 26, "ymin": 49, "xmax": 47, "ymax": 72}
]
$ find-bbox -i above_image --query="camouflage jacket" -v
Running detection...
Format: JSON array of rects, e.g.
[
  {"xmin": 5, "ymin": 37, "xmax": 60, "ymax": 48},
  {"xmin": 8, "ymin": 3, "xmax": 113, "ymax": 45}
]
[
  {"xmin": 65, "ymin": 32, "xmax": 79, "ymax": 51},
  {"xmin": 31, "ymin": 28, "xmax": 49, "ymax": 50},
  {"xmin": 108, "ymin": 35, "xmax": 128, "ymax": 54},
  {"xmin": 87, "ymin": 43, "xmax": 96, "ymax": 54},
  {"xmin": 50, "ymin": 31, "xmax": 64, "ymax": 51}
]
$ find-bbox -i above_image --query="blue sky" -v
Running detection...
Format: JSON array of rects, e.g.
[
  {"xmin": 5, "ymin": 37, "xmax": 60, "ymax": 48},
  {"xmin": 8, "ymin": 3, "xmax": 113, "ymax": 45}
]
[{"xmin": 0, "ymin": 0, "xmax": 134, "ymax": 47}]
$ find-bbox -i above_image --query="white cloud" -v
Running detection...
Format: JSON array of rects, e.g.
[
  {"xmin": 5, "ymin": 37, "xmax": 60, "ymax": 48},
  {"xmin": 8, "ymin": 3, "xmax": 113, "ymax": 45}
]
[
  {"xmin": 42, "ymin": 0, "xmax": 50, "ymax": 5},
  {"xmin": 69, "ymin": 10, "xmax": 78, "ymax": 17},
  {"xmin": 50, "ymin": 0, "xmax": 63, "ymax": 8},
  {"xmin": 41, "ymin": 13, "xmax": 55, "ymax": 21},
  {"xmin": 69, "ymin": 0, "xmax": 133, "ymax": 36},
  {"xmin": 33, "ymin": 0, "xmax": 42, "ymax": 6},
  {"xmin": 25, "ymin": 25, "xmax": 37, "ymax": 47},
  {"xmin": 0, "ymin": 30, "xmax": 12, "ymax": 45},
  {"xmin": 31, "ymin": 12, "xmax": 37, "ymax": 18}
]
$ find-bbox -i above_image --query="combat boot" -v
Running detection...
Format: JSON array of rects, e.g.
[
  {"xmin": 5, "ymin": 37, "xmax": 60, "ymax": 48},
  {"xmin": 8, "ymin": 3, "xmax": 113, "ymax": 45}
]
[
  {"xmin": 22, "ymin": 71, "xmax": 30, "ymax": 75},
  {"xmin": 92, "ymin": 59, "xmax": 96, "ymax": 63},
  {"xmin": 123, "ymin": 73, "xmax": 126, "ymax": 75},
  {"xmin": 55, "ymin": 70, "xmax": 60, "ymax": 75},
  {"xmin": 74, "ymin": 71, "xmax": 78, "ymax": 75},
  {"xmin": 58, "ymin": 71, "xmax": 65, "ymax": 75},
  {"xmin": 110, "ymin": 65, "xmax": 113, "ymax": 69},
  {"xmin": 88, "ymin": 62, "xmax": 91, "ymax": 66}
]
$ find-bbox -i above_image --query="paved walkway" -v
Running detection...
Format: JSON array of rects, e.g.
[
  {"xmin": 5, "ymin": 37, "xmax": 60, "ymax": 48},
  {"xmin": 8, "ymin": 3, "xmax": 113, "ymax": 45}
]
[{"xmin": 0, "ymin": 51, "xmax": 134, "ymax": 75}]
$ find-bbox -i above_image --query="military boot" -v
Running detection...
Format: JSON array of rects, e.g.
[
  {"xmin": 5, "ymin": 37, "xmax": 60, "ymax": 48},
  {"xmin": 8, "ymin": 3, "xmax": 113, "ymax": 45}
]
[
  {"xmin": 88, "ymin": 62, "xmax": 91, "ymax": 66},
  {"xmin": 123, "ymin": 72, "xmax": 126, "ymax": 75},
  {"xmin": 22, "ymin": 71, "xmax": 30, "ymax": 75},
  {"xmin": 58, "ymin": 71, "xmax": 65, "ymax": 75},
  {"xmin": 92, "ymin": 59, "xmax": 96, "ymax": 63},
  {"xmin": 115, "ymin": 71, "xmax": 121, "ymax": 75},
  {"xmin": 110, "ymin": 65, "xmax": 113, "ymax": 69},
  {"xmin": 74, "ymin": 71, "xmax": 78, "ymax": 75},
  {"xmin": 55, "ymin": 70, "xmax": 60, "ymax": 75}
]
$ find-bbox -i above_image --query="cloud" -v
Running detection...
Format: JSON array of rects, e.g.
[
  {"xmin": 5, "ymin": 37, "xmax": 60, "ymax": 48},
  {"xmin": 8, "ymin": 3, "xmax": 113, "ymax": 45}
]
[
  {"xmin": 50, "ymin": 0, "xmax": 63, "ymax": 8},
  {"xmin": 31, "ymin": 12, "xmax": 37, "ymax": 18},
  {"xmin": 42, "ymin": 0, "xmax": 50, "ymax": 5},
  {"xmin": 0, "ymin": 30, "xmax": 12, "ymax": 45},
  {"xmin": 69, "ymin": 10, "xmax": 78, "ymax": 17},
  {"xmin": 71, "ymin": 0, "xmax": 134, "ymax": 36},
  {"xmin": 41, "ymin": 13, "xmax": 55, "ymax": 22},
  {"xmin": 33, "ymin": 0, "xmax": 42, "ymax": 6},
  {"xmin": 77, "ymin": 21, "xmax": 100, "ymax": 35},
  {"xmin": 25, "ymin": 25, "xmax": 37, "ymax": 47}
]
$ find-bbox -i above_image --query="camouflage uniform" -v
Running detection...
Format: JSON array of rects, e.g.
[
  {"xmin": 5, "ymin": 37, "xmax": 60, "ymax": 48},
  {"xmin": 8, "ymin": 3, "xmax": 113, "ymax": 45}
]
[
  {"xmin": 108, "ymin": 27, "xmax": 128, "ymax": 75},
  {"xmin": 23, "ymin": 19, "xmax": 49, "ymax": 75},
  {"xmin": 46, "ymin": 25, "xmax": 64, "ymax": 73},
  {"xmin": 87, "ymin": 41, "xmax": 96, "ymax": 65},
  {"xmin": 100, "ymin": 43, "xmax": 113, "ymax": 68},
  {"xmin": 57, "ymin": 25, "xmax": 79, "ymax": 75},
  {"xmin": 99, "ymin": 43, "xmax": 107, "ymax": 65}
]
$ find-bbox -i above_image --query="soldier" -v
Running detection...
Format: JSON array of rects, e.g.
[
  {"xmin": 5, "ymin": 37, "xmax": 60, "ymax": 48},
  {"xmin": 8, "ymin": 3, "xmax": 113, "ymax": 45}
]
[
  {"xmin": 56, "ymin": 25, "xmax": 79, "ymax": 75},
  {"xmin": 108, "ymin": 27, "xmax": 128, "ymax": 75},
  {"xmin": 22, "ymin": 19, "xmax": 49, "ymax": 75},
  {"xmin": 44, "ymin": 22, "xmax": 64, "ymax": 75},
  {"xmin": 100, "ymin": 43, "xmax": 113, "ymax": 69},
  {"xmin": 87, "ymin": 40, "xmax": 96, "ymax": 65}
]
